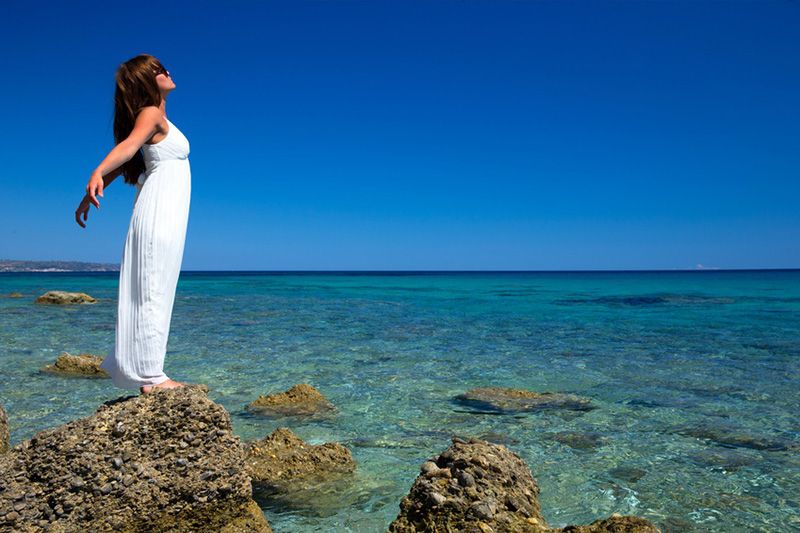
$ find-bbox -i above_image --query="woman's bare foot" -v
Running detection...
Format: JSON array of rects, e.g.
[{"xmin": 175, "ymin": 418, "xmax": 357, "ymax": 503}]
[{"xmin": 139, "ymin": 379, "xmax": 186, "ymax": 394}]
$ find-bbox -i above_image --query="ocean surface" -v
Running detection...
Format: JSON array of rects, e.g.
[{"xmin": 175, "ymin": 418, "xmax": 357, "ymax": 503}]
[{"xmin": 1, "ymin": 270, "xmax": 798, "ymax": 532}]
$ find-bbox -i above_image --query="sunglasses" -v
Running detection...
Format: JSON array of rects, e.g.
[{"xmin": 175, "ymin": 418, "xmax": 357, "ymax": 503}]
[{"xmin": 154, "ymin": 65, "xmax": 171, "ymax": 78}]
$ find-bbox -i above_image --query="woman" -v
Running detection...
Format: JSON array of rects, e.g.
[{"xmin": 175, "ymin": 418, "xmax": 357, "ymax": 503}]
[{"xmin": 75, "ymin": 54, "xmax": 192, "ymax": 394}]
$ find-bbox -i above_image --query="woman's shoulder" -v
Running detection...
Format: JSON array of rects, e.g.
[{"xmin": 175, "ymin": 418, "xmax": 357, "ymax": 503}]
[
  {"xmin": 134, "ymin": 106, "xmax": 167, "ymax": 135},
  {"xmin": 135, "ymin": 105, "xmax": 163, "ymax": 120}
]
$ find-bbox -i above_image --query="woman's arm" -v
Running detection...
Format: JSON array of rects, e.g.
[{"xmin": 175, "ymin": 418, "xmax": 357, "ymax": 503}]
[
  {"xmin": 101, "ymin": 165, "xmax": 123, "ymax": 187},
  {"xmin": 86, "ymin": 106, "xmax": 164, "ymax": 207}
]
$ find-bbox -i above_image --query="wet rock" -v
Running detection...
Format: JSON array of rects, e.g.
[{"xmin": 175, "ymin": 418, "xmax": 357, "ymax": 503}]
[
  {"xmin": 34, "ymin": 290, "xmax": 97, "ymax": 304},
  {"xmin": 246, "ymin": 383, "xmax": 336, "ymax": 417},
  {"xmin": 388, "ymin": 435, "xmax": 545, "ymax": 532},
  {"xmin": 40, "ymin": 352, "xmax": 110, "ymax": 378},
  {"xmin": 0, "ymin": 386, "xmax": 272, "ymax": 532},
  {"xmin": 7, "ymin": 292, "xmax": 23, "ymax": 298},
  {"xmin": 387, "ymin": 436, "xmax": 659, "ymax": 533},
  {"xmin": 454, "ymin": 387, "xmax": 595, "ymax": 414},
  {"xmin": 0, "ymin": 404, "xmax": 8, "ymax": 454},
  {"xmin": 245, "ymin": 427, "xmax": 355, "ymax": 492}
]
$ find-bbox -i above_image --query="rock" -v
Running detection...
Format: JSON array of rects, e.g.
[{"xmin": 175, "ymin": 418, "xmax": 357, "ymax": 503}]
[
  {"xmin": 387, "ymin": 435, "xmax": 545, "ymax": 532},
  {"xmin": 0, "ymin": 386, "xmax": 272, "ymax": 532},
  {"xmin": 546, "ymin": 431, "xmax": 606, "ymax": 451},
  {"xmin": 246, "ymin": 383, "xmax": 336, "ymax": 417},
  {"xmin": 608, "ymin": 466, "xmax": 647, "ymax": 484},
  {"xmin": 687, "ymin": 448, "xmax": 756, "ymax": 470},
  {"xmin": 556, "ymin": 514, "xmax": 660, "ymax": 532},
  {"xmin": 676, "ymin": 425, "xmax": 799, "ymax": 452},
  {"xmin": 387, "ymin": 436, "xmax": 659, "ymax": 533},
  {"xmin": 245, "ymin": 427, "xmax": 355, "ymax": 492},
  {"xmin": 454, "ymin": 387, "xmax": 595, "ymax": 413},
  {"xmin": 0, "ymin": 404, "xmax": 8, "ymax": 453},
  {"xmin": 40, "ymin": 352, "xmax": 110, "ymax": 378},
  {"xmin": 7, "ymin": 292, "xmax": 23, "ymax": 298},
  {"xmin": 34, "ymin": 290, "xmax": 97, "ymax": 304}
]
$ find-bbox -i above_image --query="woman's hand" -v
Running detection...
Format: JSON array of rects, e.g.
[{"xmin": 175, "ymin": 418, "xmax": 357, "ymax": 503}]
[
  {"xmin": 76, "ymin": 171, "xmax": 104, "ymax": 228},
  {"xmin": 86, "ymin": 171, "xmax": 104, "ymax": 208},
  {"xmin": 75, "ymin": 194, "xmax": 93, "ymax": 228}
]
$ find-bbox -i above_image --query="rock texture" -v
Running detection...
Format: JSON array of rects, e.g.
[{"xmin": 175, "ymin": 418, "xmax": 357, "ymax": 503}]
[
  {"xmin": 245, "ymin": 427, "xmax": 356, "ymax": 492},
  {"xmin": 388, "ymin": 435, "xmax": 546, "ymax": 532},
  {"xmin": 34, "ymin": 291, "xmax": 97, "ymax": 305},
  {"xmin": 246, "ymin": 383, "xmax": 336, "ymax": 417},
  {"xmin": 455, "ymin": 387, "xmax": 595, "ymax": 413},
  {"xmin": 40, "ymin": 352, "xmax": 109, "ymax": 378},
  {"xmin": 0, "ymin": 386, "xmax": 272, "ymax": 532},
  {"xmin": 387, "ymin": 436, "xmax": 659, "ymax": 533},
  {"xmin": 0, "ymin": 404, "xmax": 8, "ymax": 454}
]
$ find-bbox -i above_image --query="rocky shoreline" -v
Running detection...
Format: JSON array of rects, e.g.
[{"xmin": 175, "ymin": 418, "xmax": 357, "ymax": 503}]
[
  {"xmin": 0, "ymin": 290, "xmax": 661, "ymax": 531},
  {"xmin": 0, "ymin": 385, "xmax": 660, "ymax": 532}
]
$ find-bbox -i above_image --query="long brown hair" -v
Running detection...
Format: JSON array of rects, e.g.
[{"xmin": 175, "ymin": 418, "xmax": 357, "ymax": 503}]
[{"xmin": 113, "ymin": 54, "xmax": 165, "ymax": 185}]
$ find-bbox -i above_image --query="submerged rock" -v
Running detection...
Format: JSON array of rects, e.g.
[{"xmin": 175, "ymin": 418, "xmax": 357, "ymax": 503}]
[
  {"xmin": 675, "ymin": 425, "xmax": 797, "ymax": 452},
  {"xmin": 40, "ymin": 352, "xmax": 109, "ymax": 378},
  {"xmin": 387, "ymin": 436, "xmax": 659, "ymax": 533},
  {"xmin": 687, "ymin": 448, "xmax": 756, "ymax": 471},
  {"xmin": 547, "ymin": 431, "xmax": 606, "ymax": 451},
  {"xmin": 557, "ymin": 514, "xmax": 660, "ymax": 532},
  {"xmin": 454, "ymin": 387, "xmax": 595, "ymax": 414},
  {"xmin": 608, "ymin": 466, "xmax": 647, "ymax": 484},
  {"xmin": 245, "ymin": 427, "xmax": 355, "ymax": 494},
  {"xmin": 0, "ymin": 386, "xmax": 272, "ymax": 532},
  {"xmin": 246, "ymin": 383, "xmax": 336, "ymax": 417},
  {"xmin": 555, "ymin": 294, "xmax": 735, "ymax": 307},
  {"xmin": 6, "ymin": 292, "xmax": 23, "ymax": 298},
  {"xmin": 34, "ymin": 290, "xmax": 97, "ymax": 304},
  {"xmin": 0, "ymin": 404, "xmax": 8, "ymax": 454}
]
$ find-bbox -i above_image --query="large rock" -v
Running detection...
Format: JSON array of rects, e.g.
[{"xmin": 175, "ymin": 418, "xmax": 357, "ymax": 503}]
[
  {"xmin": 455, "ymin": 387, "xmax": 594, "ymax": 414},
  {"xmin": 246, "ymin": 383, "xmax": 336, "ymax": 418},
  {"xmin": 245, "ymin": 427, "xmax": 356, "ymax": 492},
  {"xmin": 387, "ymin": 436, "xmax": 659, "ymax": 533},
  {"xmin": 40, "ymin": 352, "xmax": 110, "ymax": 378},
  {"xmin": 388, "ymin": 435, "xmax": 546, "ymax": 532},
  {"xmin": 34, "ymin": 290, "xmax": 97, "ymax": 304},
  {"xmin": 0, "ymin": 386, "xmax": 272, "ymax": 532},
  {"xmin": 0, "ymin": 404, "xmax": 8, "ymax": 454}
]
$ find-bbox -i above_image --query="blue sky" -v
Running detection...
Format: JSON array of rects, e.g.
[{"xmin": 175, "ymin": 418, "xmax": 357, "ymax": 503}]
[{"xmin": 0, "ymin": 1, "xmax": 797, "ymax": 270}]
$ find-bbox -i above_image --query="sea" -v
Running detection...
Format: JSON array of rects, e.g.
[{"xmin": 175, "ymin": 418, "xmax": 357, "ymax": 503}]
[{"xmin": 1, "ymin": 270, "xmax": 798, "ymax": 532}]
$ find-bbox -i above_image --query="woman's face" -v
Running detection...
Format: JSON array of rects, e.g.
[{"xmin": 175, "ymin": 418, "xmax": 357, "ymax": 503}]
[{"xmin": 155, "ymin": 65, "xmax": 176, "ymax": 92}]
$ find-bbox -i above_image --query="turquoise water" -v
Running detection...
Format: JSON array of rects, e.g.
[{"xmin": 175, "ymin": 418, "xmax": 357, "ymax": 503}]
[{"xmin": 1, "ymin": 271, "xmax": 799, "ymax": 532}]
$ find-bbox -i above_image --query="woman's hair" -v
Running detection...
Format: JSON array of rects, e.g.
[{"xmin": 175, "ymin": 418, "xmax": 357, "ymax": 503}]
[{"xmin": 113, "ymin": 54, "xmax": 165, "ymax": 185}]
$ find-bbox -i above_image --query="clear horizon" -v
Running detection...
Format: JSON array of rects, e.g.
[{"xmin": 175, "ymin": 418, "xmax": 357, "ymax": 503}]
[
  {"xmin": 2, "ymin": 258, "xmax": 798, "ymax": 274},
  {"xmin": 1, "ymin": 1, "xmax": 798, "ymax": 270}
]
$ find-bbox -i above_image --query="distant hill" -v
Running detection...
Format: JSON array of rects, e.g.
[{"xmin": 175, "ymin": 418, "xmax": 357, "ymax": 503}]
[{"xmin": 0, "ymin": 259, "xmax": 119, "ymax": 272}]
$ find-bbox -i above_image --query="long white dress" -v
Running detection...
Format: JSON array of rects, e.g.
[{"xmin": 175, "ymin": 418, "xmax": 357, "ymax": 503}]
[{"xmin": 100, "ymin": 117, "xmax": 191, "ymax": 389}]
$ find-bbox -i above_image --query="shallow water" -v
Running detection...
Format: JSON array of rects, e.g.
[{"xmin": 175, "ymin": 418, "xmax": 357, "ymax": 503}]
[{"xmin": 1, "ymin": 270, "xmax": 799, "ymax": 531}]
